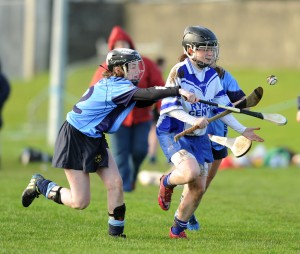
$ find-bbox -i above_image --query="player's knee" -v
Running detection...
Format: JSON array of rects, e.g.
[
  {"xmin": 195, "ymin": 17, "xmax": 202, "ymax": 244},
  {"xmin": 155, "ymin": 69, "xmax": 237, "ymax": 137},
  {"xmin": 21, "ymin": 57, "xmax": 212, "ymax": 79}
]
[
  {"xmin": 71, "ymin": 198, "xmax": 90, "ymax": 210},
  {"xmin": 185, "ymin": 168, "xmax": 200, "ymax": 182},
  {"xmin": 189, "ymin": 187, "xmax": 206, "ymax": 205},
  {"xmin": 196, "ymin": 186, "xmax": 206, "ymax": 196},
  {"xmin": 188, "ymin": 177, "xmax": 207, "ymax": 196}
]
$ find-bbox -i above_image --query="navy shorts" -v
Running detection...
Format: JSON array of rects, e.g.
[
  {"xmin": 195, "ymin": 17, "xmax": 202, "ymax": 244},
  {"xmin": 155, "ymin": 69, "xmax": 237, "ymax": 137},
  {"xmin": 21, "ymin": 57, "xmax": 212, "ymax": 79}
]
[
  {"xmin": 52, "ymin": 121, "xmax": 109, "ymax": 173},
  {"xmin": 212, "ymin": 146, "xmax": 228, "ymax": 160}
]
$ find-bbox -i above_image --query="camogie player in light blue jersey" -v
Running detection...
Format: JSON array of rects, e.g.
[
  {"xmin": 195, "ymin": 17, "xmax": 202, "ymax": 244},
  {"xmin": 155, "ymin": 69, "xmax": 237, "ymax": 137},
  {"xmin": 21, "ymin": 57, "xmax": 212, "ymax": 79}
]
[
  {"xmin": 157, "ymin": 26, "xmax": 264, "ymax": 239},
  {"xmin": 21, "ymin": 48, "xmax": 198, "ymax": 238}
]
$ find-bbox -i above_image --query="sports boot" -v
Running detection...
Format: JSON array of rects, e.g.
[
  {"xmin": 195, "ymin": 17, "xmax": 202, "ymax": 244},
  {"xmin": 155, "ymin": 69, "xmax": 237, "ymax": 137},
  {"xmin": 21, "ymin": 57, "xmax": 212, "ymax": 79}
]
[
  {"xmin": 187, "ymin": 214, "xmax": 200, "ymax": 231},
  {"xmin": 21, "ymin": 174, "xmax": 44, "ymax": 207},
  {"xmin": 158, "ymin": 175, "xmax": 174, "ymax": 211},
  {"xmin": 169, "ymin": 228, "xmax": 187, "ymax": 239}
]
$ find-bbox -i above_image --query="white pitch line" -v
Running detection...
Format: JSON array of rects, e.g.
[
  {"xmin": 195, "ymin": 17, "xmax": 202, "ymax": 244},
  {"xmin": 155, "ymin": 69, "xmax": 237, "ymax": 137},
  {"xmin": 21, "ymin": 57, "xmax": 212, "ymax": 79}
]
[{"xmin": 252, "ymin": 98, "xmax": 296, "ymax": 112}]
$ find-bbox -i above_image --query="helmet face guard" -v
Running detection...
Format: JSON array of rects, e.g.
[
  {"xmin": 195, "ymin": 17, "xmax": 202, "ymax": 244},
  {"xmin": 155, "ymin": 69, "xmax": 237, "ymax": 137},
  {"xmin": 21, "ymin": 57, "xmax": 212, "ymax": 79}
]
[
  {"xmin": 123, "ymin": 59, "xmax": 145, "ymax": 86},
  {"xmin": 182, "ymin": 26, "xmax": 219, "ymax": 68},
  {"xmin": 106, "ymin": 48, "xmax": 145, "ymax": 85},
  {"xmin": 184, "ymin": 42, "xmax": 219, "ymax": 68}
]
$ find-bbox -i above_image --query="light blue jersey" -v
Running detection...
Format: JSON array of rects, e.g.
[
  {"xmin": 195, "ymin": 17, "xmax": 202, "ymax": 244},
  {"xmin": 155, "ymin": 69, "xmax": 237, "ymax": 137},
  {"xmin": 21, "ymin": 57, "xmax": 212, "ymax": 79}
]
[
  {"xmin": 207, "ymin": 67, "xmax": 245, "ymax": 150},
  {"xmin": 67, "ymin": 77, "xmax": 138, "ymax": 138},
  {"xmin": 157, "ymin": 58, "xmax": 232, "ymax": 136}
]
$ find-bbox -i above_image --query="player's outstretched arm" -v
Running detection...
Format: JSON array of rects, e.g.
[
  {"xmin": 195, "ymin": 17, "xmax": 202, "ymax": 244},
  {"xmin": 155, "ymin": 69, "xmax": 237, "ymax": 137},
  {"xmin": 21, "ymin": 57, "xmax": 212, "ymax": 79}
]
[{"xmin": 132, "ymin": 86, "xmax": 197, "ymax": 103}]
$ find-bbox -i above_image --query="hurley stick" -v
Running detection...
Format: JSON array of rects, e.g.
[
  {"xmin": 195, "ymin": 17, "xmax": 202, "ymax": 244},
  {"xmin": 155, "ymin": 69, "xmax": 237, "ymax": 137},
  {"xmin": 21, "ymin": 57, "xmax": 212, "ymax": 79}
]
[
  {"xmin": 209, "ymin": 135, "xmax": 252, "ymax": 158},
  {"xmin": 174, "ymin": 87, "xmax": 263, "ymax": 142}
]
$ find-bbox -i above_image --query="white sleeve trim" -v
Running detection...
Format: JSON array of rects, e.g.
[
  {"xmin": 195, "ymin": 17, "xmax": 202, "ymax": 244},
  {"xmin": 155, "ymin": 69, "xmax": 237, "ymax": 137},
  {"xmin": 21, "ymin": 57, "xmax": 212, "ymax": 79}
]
[
  {"xmin": 168, "ymin": 109, "xmax": 197, "ymax": 126},
  {"xmin": 221, "ymin": 114, "xmax": 247, "ymax": 134}
]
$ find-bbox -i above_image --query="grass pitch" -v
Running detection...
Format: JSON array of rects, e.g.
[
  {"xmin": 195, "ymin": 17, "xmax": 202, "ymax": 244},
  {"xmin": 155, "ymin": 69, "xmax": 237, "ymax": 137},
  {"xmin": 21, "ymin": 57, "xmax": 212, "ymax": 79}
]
[
  {"xmin": 0, "ymin": 65, "xmax": 300, "ymax": 253},
  {"xmin": 1, "ymin": 165, "xmax": 300, "ymax": 253}
]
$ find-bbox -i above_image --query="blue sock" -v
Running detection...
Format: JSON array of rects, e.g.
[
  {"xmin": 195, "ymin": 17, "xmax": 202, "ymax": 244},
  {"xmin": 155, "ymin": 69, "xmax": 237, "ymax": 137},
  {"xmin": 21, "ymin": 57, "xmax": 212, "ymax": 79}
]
[
  {"xmin": 163, "ymin": 173, "xmax": 175, "ymax": 188},
  {"xmin": 36, "ymin": 179, "xmax": 57, "ymax": 199},
  {"xmin": 171, "ymin": 216, "xmax": 187, "ymax": 235}
]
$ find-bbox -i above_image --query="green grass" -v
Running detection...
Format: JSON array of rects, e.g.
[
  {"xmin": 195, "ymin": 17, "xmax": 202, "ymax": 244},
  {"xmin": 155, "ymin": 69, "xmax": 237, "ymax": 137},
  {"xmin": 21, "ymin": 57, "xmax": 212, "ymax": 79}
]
[
  {"xmin": 1, "ymin": 64, "xmax": 300, "ymax": 253},
  {"xmin": 1, "ymin": 165, "xmax": 300, "ymax": 253}
]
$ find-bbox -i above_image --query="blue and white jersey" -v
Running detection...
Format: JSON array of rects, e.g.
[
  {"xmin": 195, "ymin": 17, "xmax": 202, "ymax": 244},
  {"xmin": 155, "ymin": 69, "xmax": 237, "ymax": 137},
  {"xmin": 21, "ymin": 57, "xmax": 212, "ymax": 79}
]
[
  {"xmin": 157, "ymin": 58, "xmax": 233, "ymax": 136},
  {"xmin": 67, "ymin": 77, "xmax": 138, "ymax": 138},
  {"xmin": 207, "ymin": 68, "xmax": 245, "ymax": 150}
]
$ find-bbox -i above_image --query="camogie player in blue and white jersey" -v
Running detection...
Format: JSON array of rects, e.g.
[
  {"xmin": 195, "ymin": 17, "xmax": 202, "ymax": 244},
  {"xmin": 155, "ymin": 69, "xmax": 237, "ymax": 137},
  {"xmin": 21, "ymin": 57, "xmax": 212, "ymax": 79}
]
[
  {"xmin": 183, "ymin": 64, "xmax": 248, "ymax": 230},
  {"xmin": 157, "ymin": 26, "xmax": 264, "ymax": 239},
  {"xmin": 21, "ymin": 48, "xmax": 198, "ymax": 238}
]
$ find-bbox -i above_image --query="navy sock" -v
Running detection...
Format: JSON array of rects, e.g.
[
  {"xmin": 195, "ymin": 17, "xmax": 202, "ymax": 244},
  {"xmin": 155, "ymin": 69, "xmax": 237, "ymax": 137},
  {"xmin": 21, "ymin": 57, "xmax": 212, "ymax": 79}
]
[
  {"xmin": 163, "ymin": 173, "xmax": 175, "ymax": 188},
  {"xmin": 171, "ymin": 216, "xmax": 187, "ymax": 235},
  {"xmin": 36, "ymin": 179, "xmax": 52, "ymax": 197}
]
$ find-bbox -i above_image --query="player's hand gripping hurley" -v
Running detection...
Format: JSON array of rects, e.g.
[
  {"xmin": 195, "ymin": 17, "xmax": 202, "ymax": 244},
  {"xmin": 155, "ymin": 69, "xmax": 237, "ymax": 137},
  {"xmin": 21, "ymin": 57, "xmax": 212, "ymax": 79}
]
[
  {"xmin": 175, "ymin": 86, "xmax": 287, "ymax": 142},
  {"xmin": 174, "ymin": 87, "xmax": 265, "ymax": 142}
]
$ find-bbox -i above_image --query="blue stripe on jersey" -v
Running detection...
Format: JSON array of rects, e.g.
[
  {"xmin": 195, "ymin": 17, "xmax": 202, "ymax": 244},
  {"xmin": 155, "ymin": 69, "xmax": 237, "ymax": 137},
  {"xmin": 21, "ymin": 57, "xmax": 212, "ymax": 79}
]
[
  {"xmin": 158, "ymin": 58, "xmax": 232, "ymax": 136},
  {"xmin": 67, "ymin": 77, "xmax": 137, "ymax": 138},
  {"xmin": 96, "ymin": 103, "xmax": 135, "ymax": 133},
  {"xmin": 157, "ymin": 116, "xmax": 184, "ymax": 133},
  {"xmin": 160, "ymin": 99, "xmax": 182, "ymax": 111},
  {"xmin": 178, "ymin": 64, "xmax": 219, "ymax": 96},
  {"xmin": 214, "ymin": 89, "xmax": 230, "ymax": 105},
  {"xmin": 215, "ymin": 89, "xmax": 226, "ymax": 97}
]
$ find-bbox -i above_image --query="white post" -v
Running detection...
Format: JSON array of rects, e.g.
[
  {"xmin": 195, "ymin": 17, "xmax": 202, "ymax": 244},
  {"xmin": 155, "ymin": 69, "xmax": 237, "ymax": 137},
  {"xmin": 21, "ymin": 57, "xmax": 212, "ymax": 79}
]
[
  {"xmin": 23, "ymin": 0, "xmax": 36, "ymax": 79},
  {"xmin": 47, "ymin": 0, "xmax": 68, "ymax": 146}
]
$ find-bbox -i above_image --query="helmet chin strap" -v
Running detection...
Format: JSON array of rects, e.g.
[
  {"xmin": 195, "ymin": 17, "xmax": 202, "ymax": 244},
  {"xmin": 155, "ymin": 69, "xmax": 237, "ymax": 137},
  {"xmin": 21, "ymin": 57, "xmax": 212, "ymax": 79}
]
[
  {"xmin": 131, "ymin": 80, "xmax": 139, "ymax": 86},
  {"xmin": 194, "ymin": 59, "xmax": 210, "ymax": 68},
  {"xmin": 122, "ymin": 64, "xmax": 139, "ymax": 86},
  {"xmin": 190, "ymin": 55, "xmax": 210, "ymax": 69},
  {"xmin": 122, "ymin": 65, "xmax": 128, "ymax": 78}
]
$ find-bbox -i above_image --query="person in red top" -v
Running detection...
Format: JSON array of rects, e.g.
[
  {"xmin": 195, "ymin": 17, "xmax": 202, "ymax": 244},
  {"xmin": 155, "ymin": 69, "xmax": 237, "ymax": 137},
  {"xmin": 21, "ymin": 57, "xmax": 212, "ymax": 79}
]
[{"xmin": 90, "ymin": 26, "xmax": 165, "ymax": 192}]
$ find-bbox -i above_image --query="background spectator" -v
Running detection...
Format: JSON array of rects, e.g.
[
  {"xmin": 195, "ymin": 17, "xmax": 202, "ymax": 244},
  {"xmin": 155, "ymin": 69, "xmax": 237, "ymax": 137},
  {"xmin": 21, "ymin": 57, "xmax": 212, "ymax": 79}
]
[
  {"xmin": 147, "ymin": 57, "xmax": 167, "ymax": 164},
  {"xmin": 0, "ymin": 59, "xmax": 11, "ymax": 167},
  {"xmin": 0, "ymin": 60, "xmax": 11, "ymax": 130}
]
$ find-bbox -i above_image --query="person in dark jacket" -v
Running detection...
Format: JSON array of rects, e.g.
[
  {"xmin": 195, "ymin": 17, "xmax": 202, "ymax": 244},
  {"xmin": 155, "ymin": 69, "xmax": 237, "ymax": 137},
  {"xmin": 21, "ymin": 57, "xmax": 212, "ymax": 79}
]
[{"xmin": 0, "ymin": 60, "xmax": 11, "ymax": 130}]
